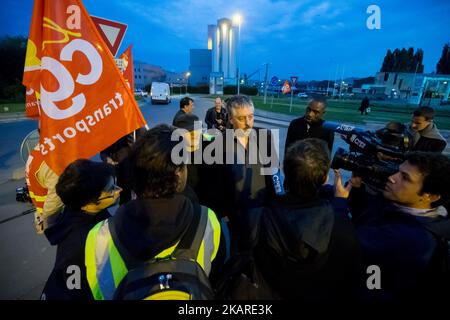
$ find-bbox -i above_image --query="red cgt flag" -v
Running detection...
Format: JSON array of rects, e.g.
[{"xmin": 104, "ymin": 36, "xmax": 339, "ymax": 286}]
[
  {"xmin": 119, "ymin": 44, "xmax": 134, "ymax": 92},
  {"xmin": 22, "ymin": 0, "xmax": 147, "ymax": 175}
]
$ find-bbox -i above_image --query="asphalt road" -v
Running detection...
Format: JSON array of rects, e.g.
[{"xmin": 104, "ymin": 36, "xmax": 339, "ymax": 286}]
[{"xmin": 0, "ymin": 119, "xmax": 38, "ymax": 184}]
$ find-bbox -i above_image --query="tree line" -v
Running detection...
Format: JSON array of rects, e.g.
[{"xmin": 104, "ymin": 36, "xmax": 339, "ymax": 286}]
[{"xmin": 380, "ymin": 44, "xmax": 450, "ymax": 74}]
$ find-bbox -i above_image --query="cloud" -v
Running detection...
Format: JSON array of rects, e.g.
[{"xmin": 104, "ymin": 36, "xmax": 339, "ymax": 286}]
[
  {"xmin": 318, "ymin": 21, "xmax": 345, "ymax": 32},
  {"xmin": 117, "ymin": 0, "xmax": 349, "ymax": 45},
  {"xmin": 301, "ymin": 2, "xmax": 331, "ymax": 24}
]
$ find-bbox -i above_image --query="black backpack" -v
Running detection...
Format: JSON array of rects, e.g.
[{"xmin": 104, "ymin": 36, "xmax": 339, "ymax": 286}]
[
  {"xmin": 214, "ymin": 207, "xmax": 279, "ymax": 300},
  {"xmin": 113, "ymin": 205, "xmax": 215, "ymax": 300}
]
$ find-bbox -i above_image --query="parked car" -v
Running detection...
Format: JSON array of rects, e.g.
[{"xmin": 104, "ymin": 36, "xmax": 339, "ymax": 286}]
[
  {"xmin": 134, "ymin": 89, "xmax": 148, "ymax": 97},
  {"xmin": 297, "ymin": 92, "xmax": 308, "ymax": 98}
]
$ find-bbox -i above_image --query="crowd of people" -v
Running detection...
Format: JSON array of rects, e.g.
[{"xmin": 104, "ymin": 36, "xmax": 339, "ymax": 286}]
[{"xmin": 26, "ymin": 94, "xmax": 450, "ymax": 301}]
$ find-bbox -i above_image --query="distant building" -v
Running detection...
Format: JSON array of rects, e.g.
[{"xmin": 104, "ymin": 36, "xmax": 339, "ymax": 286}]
[
  {"xmin": 375, "ymin": 72, "xmax": 450, "ymax": 106},
  {"xmin": 207, "ymin": 25, "xmax": 214, "ymax": 50},
  {"xmin": 189, "ymin": 49, "xmax": 212, "ymax": 86},
  {"xmin": 133, "ymin": 60, "xmax": 165, "ymax": 90},
  {"xmin": 352, "ymin": 77, "xmax": 375, "ymax": 93},
  {"xmin": 165, "ymin": 71, "xmax": 187, "ymax": 85},
  {"xmin": 307, "ymin": 80, "xmax": 334, "ymax": 95},
  {"xmin": 209, "ymin": 18, "xmax": 239, "ymax": 86}
]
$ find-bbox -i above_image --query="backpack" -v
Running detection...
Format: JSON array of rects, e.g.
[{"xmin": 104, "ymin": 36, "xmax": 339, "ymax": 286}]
[
  {"xmin": 214, "ymin": 252, "xmax": 278, "ymax": 300},
  {"xmin": 214, "ymin": 207, "xmax": 279, "ymax": 300},
  {"xmin": 113, "ymin": 204, "xmax": 215, "ymax": 300}
]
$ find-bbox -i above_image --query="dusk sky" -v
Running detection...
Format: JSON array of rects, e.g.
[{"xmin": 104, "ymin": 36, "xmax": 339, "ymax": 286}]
[{"xmin": 2, "ymin": 0, "xmax": 449, "ymax": 81}]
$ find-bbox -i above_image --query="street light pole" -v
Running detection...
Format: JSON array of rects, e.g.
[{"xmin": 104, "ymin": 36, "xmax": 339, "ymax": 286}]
[
  {"xmin": 234, "ymin": 14, "xmax": 242, "ymax": 95},
  {"xmin": 185, "ymin": 72, "xmax": 191, "ymax": 95}
]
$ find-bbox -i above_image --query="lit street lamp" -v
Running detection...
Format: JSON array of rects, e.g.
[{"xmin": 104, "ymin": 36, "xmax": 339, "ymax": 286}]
[
  {"xmin": 234, "ymin": 14, "xmax": 242, "ymax": 95},
  {"xmin": 185, "ymin": 72, "xmax": 191, "ymax": 95}
]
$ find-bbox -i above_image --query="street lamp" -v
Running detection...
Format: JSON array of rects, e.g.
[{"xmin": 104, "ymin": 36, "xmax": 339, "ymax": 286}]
[
  {"xmin": 185, "ymin": 72, "xmax": 191, "ymax": 95},
  {"xmin": 233, "ymin": 14, "xmax": 242, "ymax": 95}
]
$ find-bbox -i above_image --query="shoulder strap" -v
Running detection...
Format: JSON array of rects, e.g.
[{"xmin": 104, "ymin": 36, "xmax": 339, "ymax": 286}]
[
  {"xmin": 174, "ymin": 202, "xmax": 208, "ymax": 260},
  {"xmin": 404, "ymin": 213, "xmax": 450, "ymax": 241}
]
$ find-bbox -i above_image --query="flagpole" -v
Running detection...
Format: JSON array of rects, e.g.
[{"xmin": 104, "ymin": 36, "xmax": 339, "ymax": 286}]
[{"xmin": 289, "ymin": 86, "xmax": 293, "ymax": 113}]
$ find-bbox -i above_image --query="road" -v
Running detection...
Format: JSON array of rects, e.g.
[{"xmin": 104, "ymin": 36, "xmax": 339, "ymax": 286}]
[{"xmin": 0, "ymin": 120, "xmax": 38, "ymax": 184}]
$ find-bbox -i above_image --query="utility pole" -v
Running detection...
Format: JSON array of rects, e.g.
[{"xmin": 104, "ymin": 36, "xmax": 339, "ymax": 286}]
[
  {"xmin": 237, "ymin": 18, "xmax": 241, "ymax": 94},
  {"xmin": 326, "ymin": 60, "xmax": 332, "ymax": 97},
  {"xmin": 263, "ymin": 63, "xmax": 269, "ymax": 104},
  {"xmin": 332, "ymin": 64, "xmax": 339, "ymax": 98},
  {"xmin": 410, "ymin": 61, "xmax": 419, "ymax": 100},
  {"xmin": 339, "ymin": 65, "xmax": 345, "ymax": 99}
]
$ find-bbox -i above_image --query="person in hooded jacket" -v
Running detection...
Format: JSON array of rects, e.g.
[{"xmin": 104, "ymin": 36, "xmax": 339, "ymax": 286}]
[
  {"xmin": 408, "ymin": 107, "xmax": 447, "ymax": 153},
  {"xmin": 245, "ymin": 138, "xmax": 363, "ymax": 301},
  {"xmin": 41, "ymin": 159, "xmax": 119, "ymax": 300}
]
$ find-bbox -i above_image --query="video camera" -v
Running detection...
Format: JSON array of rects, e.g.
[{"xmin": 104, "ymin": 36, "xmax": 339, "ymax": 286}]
[
  {"xmin": 16, "ymin": 185, "xmax": 32, "ymax": 203},
  {"xmin": 324, "ymin": 121, "xmax": 412, "ymax": 189}
]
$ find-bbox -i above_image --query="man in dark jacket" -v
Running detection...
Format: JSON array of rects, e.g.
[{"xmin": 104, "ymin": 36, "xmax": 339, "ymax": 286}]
[
  {"xmin": 204, "ymin": 95, "xmax": 278, "ymax": 253},
  {"xmin": 246, "ymin": 138, "xmax": 363, "ymax": 301},
  {"xmin": 342, "ymin": 152, "xmax": 450, "ymax": 300},
  {"xmin": 209, "ymin": 95, "xmax": 278, "ymax": 217},
  {"xmin": 408, "ymin": 106, "xmax": 447, "ymax": 152},
  {"xmin": 172, "ymin": 96, "xmax": 194, "ymax": 125},
  {"xmin": 285, "ymin": 97, "xmax": 334, "ymax": 152},
  {"xmin": 41, "ymin": 159, "xmax": 118, "ymax": 300},
  {"xmin": 205, "ymin": 97, "xmax": 228, "ymax": 131}
]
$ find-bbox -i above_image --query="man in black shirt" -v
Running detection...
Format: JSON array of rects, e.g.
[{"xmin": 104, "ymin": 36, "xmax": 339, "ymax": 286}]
[
  {"xmin": 205, "ymin": 97, "xmax": 228, "ymax": 131},
  {"xmin": 285, "ymin": 97, "xmax": 334, "ymax": 152}
]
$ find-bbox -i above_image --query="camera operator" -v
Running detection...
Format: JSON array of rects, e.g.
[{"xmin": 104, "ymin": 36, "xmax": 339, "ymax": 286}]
[{"xmin": 335, "ymin": 152, "xmax": 450, "ymax": 301}]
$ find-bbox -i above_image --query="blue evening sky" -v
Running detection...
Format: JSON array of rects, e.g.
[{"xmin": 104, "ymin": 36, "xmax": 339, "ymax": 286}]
[{"xmin": 1, "ymin": 0, "xmax": 449, "ymax": 80}]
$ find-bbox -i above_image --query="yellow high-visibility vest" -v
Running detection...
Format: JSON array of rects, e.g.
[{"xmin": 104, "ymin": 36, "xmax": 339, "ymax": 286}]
[{"xmin": 85, "ymin": 206, "xmax": 221, "ymax": 300}]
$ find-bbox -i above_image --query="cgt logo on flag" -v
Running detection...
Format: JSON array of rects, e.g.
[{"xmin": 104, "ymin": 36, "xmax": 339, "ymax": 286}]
[{"xmin": 22, "ymin": 0, "xmax": 146, "ymax": 175}]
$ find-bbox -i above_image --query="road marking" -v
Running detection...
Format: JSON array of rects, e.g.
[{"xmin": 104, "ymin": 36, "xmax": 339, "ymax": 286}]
[{"xmin": 0, "ymin": 118, "xmax": 32, "ymax": 124}]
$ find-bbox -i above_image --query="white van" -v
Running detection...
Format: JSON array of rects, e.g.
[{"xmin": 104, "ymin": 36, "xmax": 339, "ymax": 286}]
[{"xmin": 150, "ymin": 82, "xmax": 171, "ymax": 104}]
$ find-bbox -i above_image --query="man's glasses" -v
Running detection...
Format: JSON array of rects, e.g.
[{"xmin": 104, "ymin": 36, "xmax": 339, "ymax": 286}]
[{"xmin": 98, "ymin": 184, "xmax": 122, "ymax": 201}]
